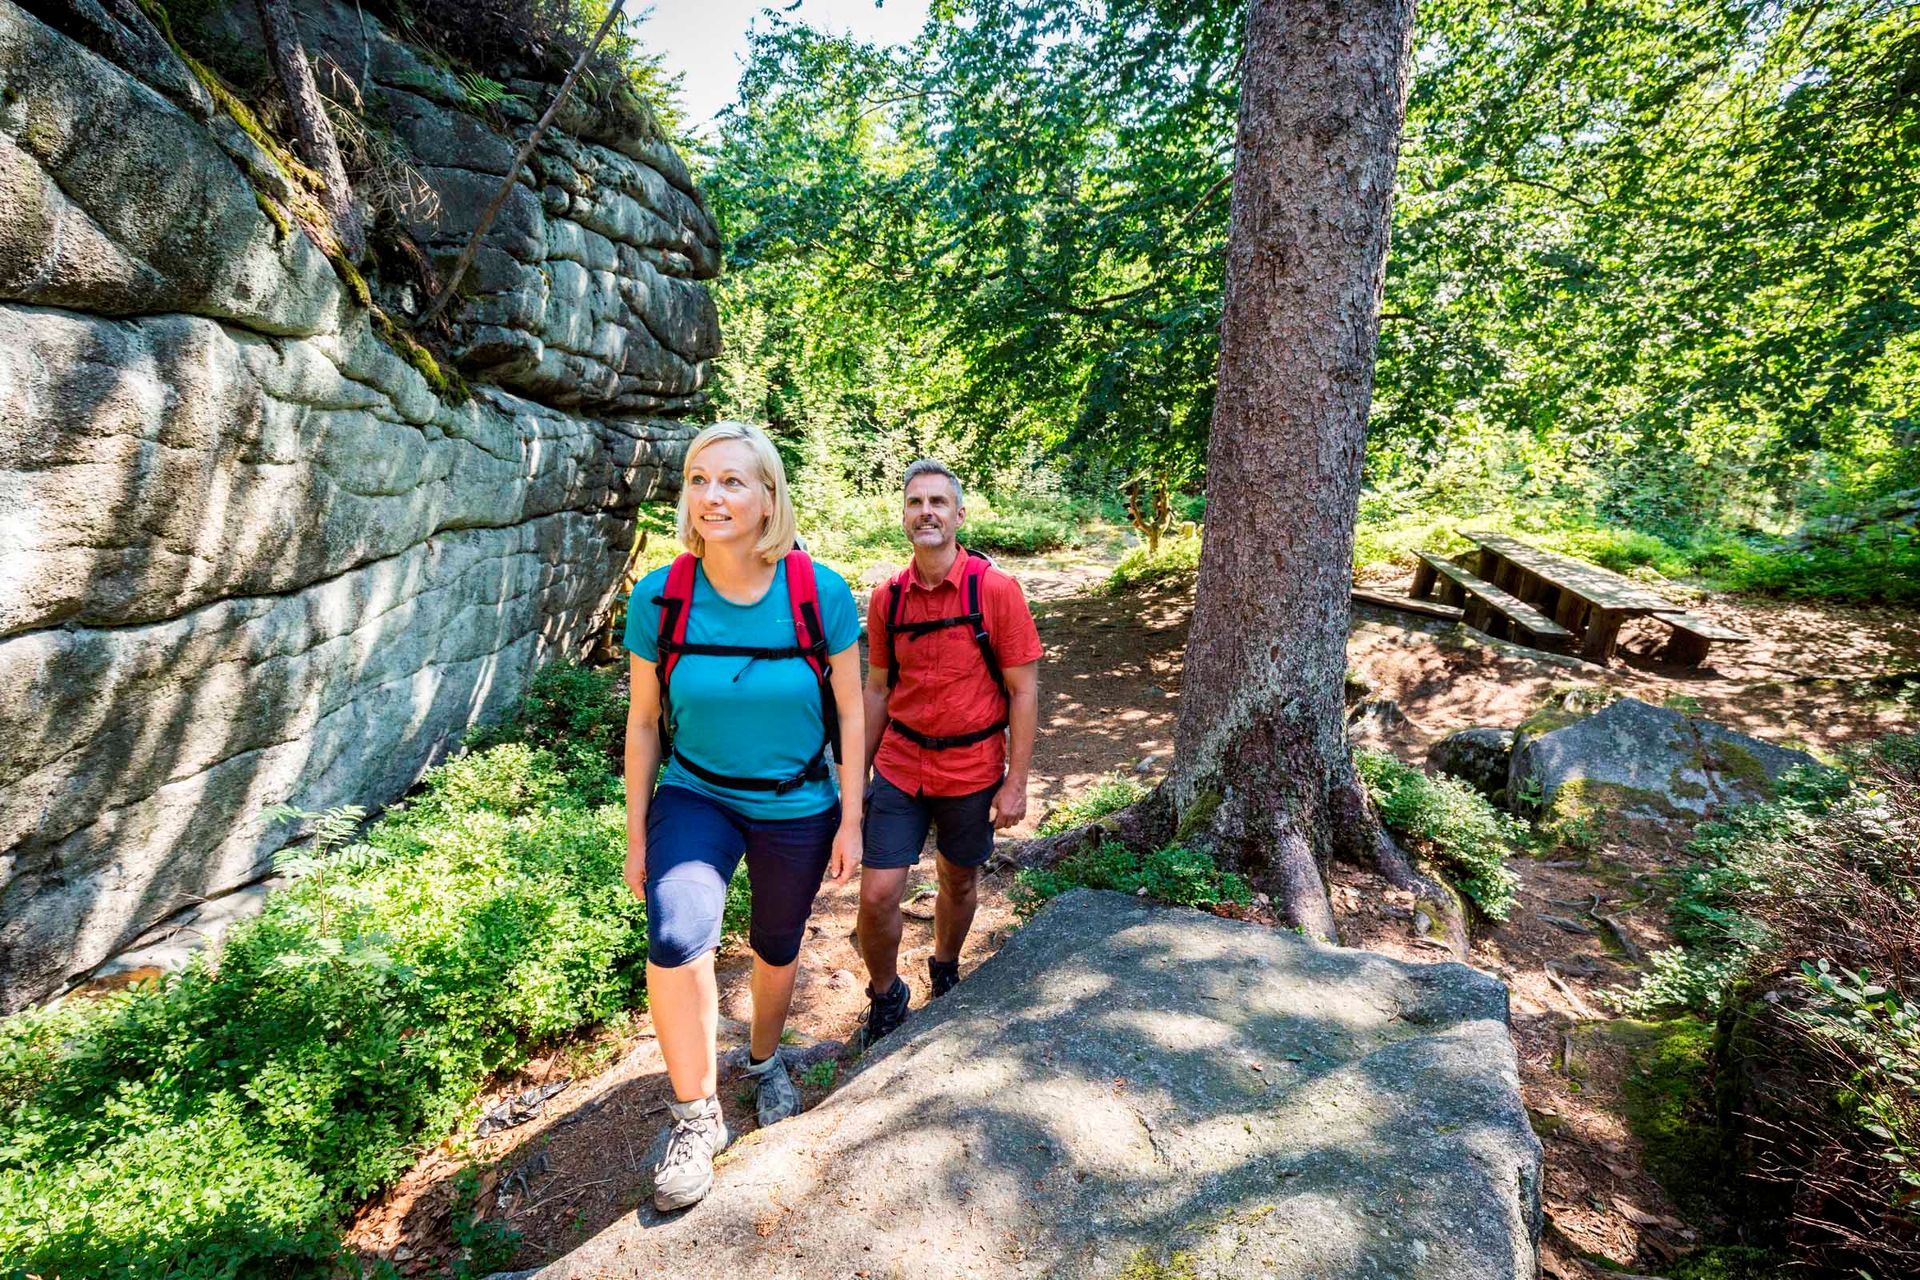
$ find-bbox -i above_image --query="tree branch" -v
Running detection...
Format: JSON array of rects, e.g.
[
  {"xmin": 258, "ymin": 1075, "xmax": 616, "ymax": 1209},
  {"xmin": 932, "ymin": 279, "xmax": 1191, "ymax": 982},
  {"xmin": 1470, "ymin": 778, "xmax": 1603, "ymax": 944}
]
[{"xmin": 413, "ymin": 0, "xmax": 627, "ymax": 330}]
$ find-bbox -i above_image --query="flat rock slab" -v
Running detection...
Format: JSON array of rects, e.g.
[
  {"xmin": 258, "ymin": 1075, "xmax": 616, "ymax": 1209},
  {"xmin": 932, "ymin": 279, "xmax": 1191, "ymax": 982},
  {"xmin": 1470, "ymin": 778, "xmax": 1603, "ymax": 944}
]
[
  {"xmin": 1511, "ymin": 696, "xmax": 1818, "ymax": 821},
  {"xmin": 533, "ymin": 890, "xmax": 1542, "ymax": 1280}
]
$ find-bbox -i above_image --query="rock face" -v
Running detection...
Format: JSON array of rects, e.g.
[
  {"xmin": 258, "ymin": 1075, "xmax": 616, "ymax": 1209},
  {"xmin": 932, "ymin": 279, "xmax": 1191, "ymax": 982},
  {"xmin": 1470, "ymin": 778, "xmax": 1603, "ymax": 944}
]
[
  {"xmin": 536, "ymin": 891, "xmax": 1544, "ymax": 1280},
  {"xmin": 1510, "ymin": 697, "xmax": 1818, "ymax": 822},
  {"xmin": 1429, "ymin": 727, "xmax": 1517, "ymax": 800},
  {"xmin": 0, "ymin": 0, "xmax": 710, "ymax": 1010}
]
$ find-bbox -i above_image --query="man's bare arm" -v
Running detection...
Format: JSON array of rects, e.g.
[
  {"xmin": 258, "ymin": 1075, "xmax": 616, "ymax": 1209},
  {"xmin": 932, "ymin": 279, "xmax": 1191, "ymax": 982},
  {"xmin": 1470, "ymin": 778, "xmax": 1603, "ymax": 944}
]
[{"xmin": 993, "ymin": 661, "xmax": 1038, "ymax": 829}]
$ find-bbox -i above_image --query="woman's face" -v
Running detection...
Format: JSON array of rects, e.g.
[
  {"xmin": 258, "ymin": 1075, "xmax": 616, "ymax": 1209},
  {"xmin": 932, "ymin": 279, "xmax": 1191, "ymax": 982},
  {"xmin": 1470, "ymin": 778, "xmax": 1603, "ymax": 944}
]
[{"xmin": 686, "ymin": 438, "xmax": 770, "ymax": 551}]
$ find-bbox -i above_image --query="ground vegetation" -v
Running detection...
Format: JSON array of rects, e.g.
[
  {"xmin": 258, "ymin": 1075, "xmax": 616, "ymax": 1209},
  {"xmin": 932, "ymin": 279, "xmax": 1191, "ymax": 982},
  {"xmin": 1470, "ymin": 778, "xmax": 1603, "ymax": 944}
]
[
  {"xmin": 0, "ymin": 667, "xmax": 690, "ymax": 1278},
  {"xmin": 1606, "ymin": 735, "xmax": 1920, "ymax": 1274}
]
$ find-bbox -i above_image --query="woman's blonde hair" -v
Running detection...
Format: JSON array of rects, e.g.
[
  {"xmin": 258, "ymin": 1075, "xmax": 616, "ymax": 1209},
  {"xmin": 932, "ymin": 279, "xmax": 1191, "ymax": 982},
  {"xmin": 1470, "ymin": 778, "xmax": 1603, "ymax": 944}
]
[{"xmin": 676, "ymin": 420, "xmax": 797, "ymax": 562}]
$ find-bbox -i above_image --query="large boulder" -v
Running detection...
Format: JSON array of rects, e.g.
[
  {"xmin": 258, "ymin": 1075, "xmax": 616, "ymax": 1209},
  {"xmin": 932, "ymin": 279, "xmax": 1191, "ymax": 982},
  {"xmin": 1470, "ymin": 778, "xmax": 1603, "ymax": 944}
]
[
  {"xmin": 0, "ymin": 0, "xmax": 706, "ymax": 1009},
  {"xmin": 1509, "ymin": 696, "xmax": 1819, "ymax": 822},
  {"xmin": 1428, "ymin": 727, "xmax": 1516, "ymax": 800},
  {"xmin": 535, "ymin": 891, "xmax": 1544, "ymax": 1280}
]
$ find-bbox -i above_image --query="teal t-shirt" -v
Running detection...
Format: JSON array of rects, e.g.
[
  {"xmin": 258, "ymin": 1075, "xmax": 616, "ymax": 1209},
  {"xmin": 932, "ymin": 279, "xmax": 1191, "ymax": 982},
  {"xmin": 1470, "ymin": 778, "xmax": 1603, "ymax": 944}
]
[{"xmin": 624, "ymin": 557, "xmax": 859, "ymax": 819}]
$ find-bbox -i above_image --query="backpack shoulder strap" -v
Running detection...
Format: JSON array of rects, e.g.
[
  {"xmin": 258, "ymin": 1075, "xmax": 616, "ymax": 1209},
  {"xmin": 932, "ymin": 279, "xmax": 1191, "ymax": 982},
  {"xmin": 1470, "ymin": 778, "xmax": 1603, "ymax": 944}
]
[
  {"xmin": 961, "ymin": 552, "xmax": 1008, "ymax": 701},
  {"xmin": 782, "ymin": 548, "xmax": 842, "ymax": 761},
  {"xmin": 782, "ymin": 549, "xmax": 831, "ymax": 683},
  {"xmin": 656, "ymin": 553, "xmax": 699, "ymax": 688},
  {"xmin": 883, "ymin": 564, "xmax": 914, "ymax": 689}
]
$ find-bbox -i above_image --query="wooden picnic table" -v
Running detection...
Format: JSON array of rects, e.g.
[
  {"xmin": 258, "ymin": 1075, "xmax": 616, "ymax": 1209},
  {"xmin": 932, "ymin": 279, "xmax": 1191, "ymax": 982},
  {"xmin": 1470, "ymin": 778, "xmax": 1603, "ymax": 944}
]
[{"xmin": 1463, "ymin": 531, "xmax": 1678, "ymax": 662}]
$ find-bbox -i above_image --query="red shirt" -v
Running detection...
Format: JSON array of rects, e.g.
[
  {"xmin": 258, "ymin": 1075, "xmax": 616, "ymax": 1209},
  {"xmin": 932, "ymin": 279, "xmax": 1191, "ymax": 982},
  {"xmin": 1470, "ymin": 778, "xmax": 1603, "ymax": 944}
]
[{"xmin": 869, "ymin": 548, "xmax": 1043, "ymax": 797}]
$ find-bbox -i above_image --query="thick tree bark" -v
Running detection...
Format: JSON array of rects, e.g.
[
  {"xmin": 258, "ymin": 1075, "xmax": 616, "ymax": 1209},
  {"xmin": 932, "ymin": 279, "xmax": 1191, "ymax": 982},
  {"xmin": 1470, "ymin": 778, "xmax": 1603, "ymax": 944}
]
[
  {"xmin": 1164, "ymin": 0, "xmax": 1418, "ymax": 938},
  {"xmin": 255, "ymin": 0, "xmax": 365, "ymax": 259}
]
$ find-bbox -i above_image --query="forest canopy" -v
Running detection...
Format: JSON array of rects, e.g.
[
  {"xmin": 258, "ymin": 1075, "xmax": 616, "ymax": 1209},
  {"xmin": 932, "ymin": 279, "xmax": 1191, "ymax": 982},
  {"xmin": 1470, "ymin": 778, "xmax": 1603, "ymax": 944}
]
[{"xmin": 697, "ymin": 0, "xmax": 1919, "ymax": 599}]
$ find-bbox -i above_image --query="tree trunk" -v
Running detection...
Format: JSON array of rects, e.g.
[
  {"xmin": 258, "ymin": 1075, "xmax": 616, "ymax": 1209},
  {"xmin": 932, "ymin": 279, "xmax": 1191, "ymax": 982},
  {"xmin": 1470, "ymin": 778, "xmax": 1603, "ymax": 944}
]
[
  {"xmin": 255, "ymin": 0, "xmax": 364, "ymax": 260},
  {"xmin": 1165, "ymin": 0, "xmax": 1418, "ymax": 938}
]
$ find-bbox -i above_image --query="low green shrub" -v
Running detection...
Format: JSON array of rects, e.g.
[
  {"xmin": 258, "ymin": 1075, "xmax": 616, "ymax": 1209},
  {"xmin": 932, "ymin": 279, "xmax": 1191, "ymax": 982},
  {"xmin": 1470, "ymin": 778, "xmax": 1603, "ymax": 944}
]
[
  {"xmin": 0, "ymin": 684, "xmax": 652, "ymax": 1277},
  {"xmin": 1607, "ymin": 759, "xmax": 1852, "ymax": 1016},
  {"xmin": 1010, "ymin": 842, "xmax": 1250, "ymax": 919},
  {"xmin": 964, "ymin": 505, "xmax": 1080, "ymax": 556},
  {"xmin": 1356, "ymin": 750, "xmax": 1523, "ymax": 919},
  {"xmin": 466, "ymin": 658, "xmax": 628, "ymax": 779},
  {"xmin": 1035, "ymin": 773, "xmax": 1149, "ymax": 836},
  {"xmin": 1106, "ymin": 533, "xmax": 1202, "ymax": 592}
]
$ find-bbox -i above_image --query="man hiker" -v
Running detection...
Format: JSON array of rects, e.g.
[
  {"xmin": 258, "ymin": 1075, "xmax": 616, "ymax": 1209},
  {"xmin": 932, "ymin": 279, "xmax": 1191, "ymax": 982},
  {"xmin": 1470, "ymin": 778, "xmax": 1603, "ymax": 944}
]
[{"xmin": 854, "ymin": 459, "xmax": 1042, "ymax": 1050}]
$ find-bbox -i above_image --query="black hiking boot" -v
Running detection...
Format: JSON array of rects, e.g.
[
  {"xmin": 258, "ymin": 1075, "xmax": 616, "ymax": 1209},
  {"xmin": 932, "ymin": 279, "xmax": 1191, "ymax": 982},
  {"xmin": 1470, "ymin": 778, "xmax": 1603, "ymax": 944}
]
[
  {"xmin": 928, "ymin": 956, "xmax": 960, "ymax": 999},
  {"xmin": 852, "ymin": 977, "xmax": 910, "ymax": 1054}
]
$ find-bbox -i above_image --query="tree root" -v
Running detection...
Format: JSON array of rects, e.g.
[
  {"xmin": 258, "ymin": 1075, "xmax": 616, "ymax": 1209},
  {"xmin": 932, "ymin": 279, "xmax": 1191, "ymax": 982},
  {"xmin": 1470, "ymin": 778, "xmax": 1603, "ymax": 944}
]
[{"xmin": 1003, "ymin": 768, "xmax": 1471, "ymax": 960}]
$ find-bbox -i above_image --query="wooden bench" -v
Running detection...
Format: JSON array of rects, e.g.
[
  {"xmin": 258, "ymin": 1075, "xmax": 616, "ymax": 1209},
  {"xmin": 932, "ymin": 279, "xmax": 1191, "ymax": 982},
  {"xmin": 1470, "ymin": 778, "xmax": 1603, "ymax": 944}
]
[
  {"xmin": 1650, "ymin": 611, "xmax": 1751, "ymax": 666},
  {"xmin": 1411, "ymin": 552, "xmax": 1574, "ymax": 651}
]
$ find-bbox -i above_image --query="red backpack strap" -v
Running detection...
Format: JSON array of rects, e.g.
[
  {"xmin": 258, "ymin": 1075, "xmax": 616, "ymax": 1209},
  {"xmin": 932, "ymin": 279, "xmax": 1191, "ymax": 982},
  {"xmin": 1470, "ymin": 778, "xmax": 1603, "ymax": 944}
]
[
  {"xmin": 655, "ymin": 553, "xmax": 699, "ymax": 689},
  {"xmin": 782, "ymin": 549, "xmax": 830, "ymax": 683},
  {"xmin": 961, "ymin": 551, "xmax": 1008, "ymax": 702},
  {"xmin": 883, "ymin": 564, "xmax": 916, "ymax": 688}
]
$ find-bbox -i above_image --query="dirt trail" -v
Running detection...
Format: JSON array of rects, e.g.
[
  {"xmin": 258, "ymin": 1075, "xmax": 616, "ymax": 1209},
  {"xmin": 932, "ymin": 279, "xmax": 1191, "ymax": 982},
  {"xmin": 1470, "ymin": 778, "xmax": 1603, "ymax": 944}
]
[{"xmin": 347, "ymin": 548, "xmax": 1919, "ymax": 1277}]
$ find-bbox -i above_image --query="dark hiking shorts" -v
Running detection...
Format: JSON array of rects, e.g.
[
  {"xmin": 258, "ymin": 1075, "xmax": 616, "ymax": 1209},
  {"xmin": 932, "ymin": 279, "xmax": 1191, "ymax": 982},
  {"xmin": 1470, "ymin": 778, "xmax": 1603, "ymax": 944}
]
[
  {"xmin": 862, "ymin": 772, "xmax": 998, "ymax": 871},
  {"xmin": 644, "ymin": 784, "xmax": 836, "ymax": 968}
]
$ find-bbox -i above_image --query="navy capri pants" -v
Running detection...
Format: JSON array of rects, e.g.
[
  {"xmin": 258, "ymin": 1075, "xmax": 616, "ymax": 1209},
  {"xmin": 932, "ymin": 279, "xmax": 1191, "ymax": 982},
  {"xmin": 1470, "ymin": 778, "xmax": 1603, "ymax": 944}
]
[{"xmin": 644, "ymin": 785, "xmax": 836, "ymax": 968}]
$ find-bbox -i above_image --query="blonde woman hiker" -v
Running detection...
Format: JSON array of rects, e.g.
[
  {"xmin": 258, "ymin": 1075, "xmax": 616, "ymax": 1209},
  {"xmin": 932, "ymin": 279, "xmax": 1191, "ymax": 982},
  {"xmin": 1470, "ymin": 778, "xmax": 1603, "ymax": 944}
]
[{"xmin": 622, "ymin": 421, "xmax": 865, "ymax": 1212}]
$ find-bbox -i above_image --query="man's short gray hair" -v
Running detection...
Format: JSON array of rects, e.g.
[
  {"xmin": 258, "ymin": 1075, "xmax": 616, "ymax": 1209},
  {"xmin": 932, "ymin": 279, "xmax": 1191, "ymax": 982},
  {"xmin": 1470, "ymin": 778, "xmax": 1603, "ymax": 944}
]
[{"xmin": 902, "ymin": 458, "xmax": 963, "ymax": 505}]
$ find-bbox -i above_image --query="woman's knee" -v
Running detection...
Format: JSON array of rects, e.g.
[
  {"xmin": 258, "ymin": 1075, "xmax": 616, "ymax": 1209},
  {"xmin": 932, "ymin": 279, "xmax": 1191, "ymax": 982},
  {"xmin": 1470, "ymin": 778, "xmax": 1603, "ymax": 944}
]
[{"xmin": 646, "ymin": 876, "xmax": 727, "ymax": 969}]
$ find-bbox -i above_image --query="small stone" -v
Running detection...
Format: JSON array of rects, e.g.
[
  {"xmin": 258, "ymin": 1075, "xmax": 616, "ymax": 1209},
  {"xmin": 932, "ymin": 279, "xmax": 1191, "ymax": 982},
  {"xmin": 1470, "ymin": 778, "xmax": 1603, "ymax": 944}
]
[
  {"xmin": 1133, "ymin": 754, "xmax": 1161, "ymax": 774},
  {"xmin": 1413, "ymin": 910, "xmax": 1433, "ymax": 935},
  {"xmin": 827, "ymin": 969, "xmax": 856, "ymax": 991}
]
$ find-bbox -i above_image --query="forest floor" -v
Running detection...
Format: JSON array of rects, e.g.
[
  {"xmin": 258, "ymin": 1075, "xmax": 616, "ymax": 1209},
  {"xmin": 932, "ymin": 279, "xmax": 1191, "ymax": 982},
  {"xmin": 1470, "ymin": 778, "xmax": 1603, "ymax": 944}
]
[{"xmin": 345, "ymin": 540, "xmax": 1920, "ymax": 1277}]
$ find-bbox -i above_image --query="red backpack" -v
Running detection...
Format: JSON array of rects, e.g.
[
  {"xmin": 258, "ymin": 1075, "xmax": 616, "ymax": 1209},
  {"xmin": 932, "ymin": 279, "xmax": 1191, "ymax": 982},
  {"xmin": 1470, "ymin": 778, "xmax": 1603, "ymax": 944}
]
[
  {"xmin": 881, "ymin": 550, "xmax": 1010, "ymax": 750},
  {"xmin": 653, "ymin": 549, "xmax": 837, "ymax": 793}
]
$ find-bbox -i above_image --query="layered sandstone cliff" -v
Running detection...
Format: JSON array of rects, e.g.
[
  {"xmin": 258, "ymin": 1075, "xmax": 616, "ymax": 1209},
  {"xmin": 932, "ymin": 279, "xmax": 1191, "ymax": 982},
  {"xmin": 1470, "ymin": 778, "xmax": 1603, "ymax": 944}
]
[{"xmin": 0, "ymin": 0, "xmax": 716, "ymax": 1010}]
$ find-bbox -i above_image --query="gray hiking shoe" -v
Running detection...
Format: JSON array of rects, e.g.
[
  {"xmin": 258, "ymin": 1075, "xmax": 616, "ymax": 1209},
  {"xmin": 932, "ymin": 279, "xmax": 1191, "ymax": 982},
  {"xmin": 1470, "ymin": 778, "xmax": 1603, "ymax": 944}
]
[
  {"xmin": 745, "ymin": 1048, "xmax": 800, "ymax": 1127},
  {"xmin": 652, "ymin": 1095, "xmax": 730, "ymax": 1212}
]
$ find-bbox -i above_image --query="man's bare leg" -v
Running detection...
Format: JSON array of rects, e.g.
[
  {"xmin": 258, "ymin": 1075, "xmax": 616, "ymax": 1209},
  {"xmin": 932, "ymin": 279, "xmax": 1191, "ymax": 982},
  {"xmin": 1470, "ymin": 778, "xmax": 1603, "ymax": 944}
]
[
  {"xmin": 932, "ymin": 853, "xmax": 981, "ymax": 964},
  {"xmin": 856, "ymin": 865, "xmax": 911, "ymax": 992}
]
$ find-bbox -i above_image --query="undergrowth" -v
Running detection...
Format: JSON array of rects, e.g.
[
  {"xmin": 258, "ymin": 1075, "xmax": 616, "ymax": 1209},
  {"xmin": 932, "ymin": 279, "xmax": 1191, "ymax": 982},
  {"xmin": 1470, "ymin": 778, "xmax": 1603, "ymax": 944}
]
[
  {"xmin": 0, "ymin": 664, "xmax": 653, "ymax": 1278},
  {"xmin": 1010, "ymin": 843, "xmax": 1250, "ymax": 919},
  {"xmin": 1355, "ymin": 749, "xmax": 1523, "ymax": 919},
  {"xmin": 1035, "ymin": 773, "xmax": 1149, "ymax": 836},
  {"xmin": 1605, "ymin": 734, "xmax": 1920, "ymax": 1272},
  {"xmin": 1106, "ymin": 532, "xmax": 1201, "ymax": 592}
]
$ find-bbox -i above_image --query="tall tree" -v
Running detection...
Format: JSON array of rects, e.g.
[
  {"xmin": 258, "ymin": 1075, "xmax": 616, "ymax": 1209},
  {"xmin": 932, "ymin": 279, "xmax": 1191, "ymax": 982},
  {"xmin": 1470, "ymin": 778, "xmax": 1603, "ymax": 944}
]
[
  {"xmin": 254, "ymin": 0, "xmax": 364, "ymax": 259},
  {"xmin": 1165, "ymin": 0, "xmax": 1419, "ymax": 936}
]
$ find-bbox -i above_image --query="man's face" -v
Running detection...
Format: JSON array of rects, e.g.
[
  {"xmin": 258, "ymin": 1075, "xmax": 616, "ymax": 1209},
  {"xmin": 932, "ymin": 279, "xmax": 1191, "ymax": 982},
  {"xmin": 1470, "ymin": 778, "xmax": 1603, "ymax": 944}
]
[{"xmin": 903, "ymin": 473, "xmax": 963, "ymax": 551}]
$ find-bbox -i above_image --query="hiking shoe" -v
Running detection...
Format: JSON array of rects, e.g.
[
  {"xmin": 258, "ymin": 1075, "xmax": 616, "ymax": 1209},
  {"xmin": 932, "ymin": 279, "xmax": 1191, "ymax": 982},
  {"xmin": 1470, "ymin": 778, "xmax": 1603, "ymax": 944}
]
[
  {"xmin": 652, "ymin": 1095, "xmax": 730, "ymax": 1212},
  {"xmin": 928, "ymin": 956, "xmax": 961, "ymax": 999},
  {"xmin": 744, "ymin": 1048, "xmax": 800, "ymax": 1128},
  {"xmin": 852, "ymin": 977, "xmax": 910, "ymax": 1053}
]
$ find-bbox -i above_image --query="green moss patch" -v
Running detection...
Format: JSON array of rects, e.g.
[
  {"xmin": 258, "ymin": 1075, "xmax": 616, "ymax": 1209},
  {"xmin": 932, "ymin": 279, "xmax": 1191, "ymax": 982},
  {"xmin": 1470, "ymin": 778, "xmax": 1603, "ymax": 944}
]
[
  {"xmin": 1114, "ymin": 1250, "xmax": 1198, "ymax": 1280},
  {"xmin": 1610, "ymin": 1017, "xmax": 1728, "ymax": 1218},
  {"xmin": 1173, "ymin": 789, "xmax": 1223, "ymax": 844}
]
